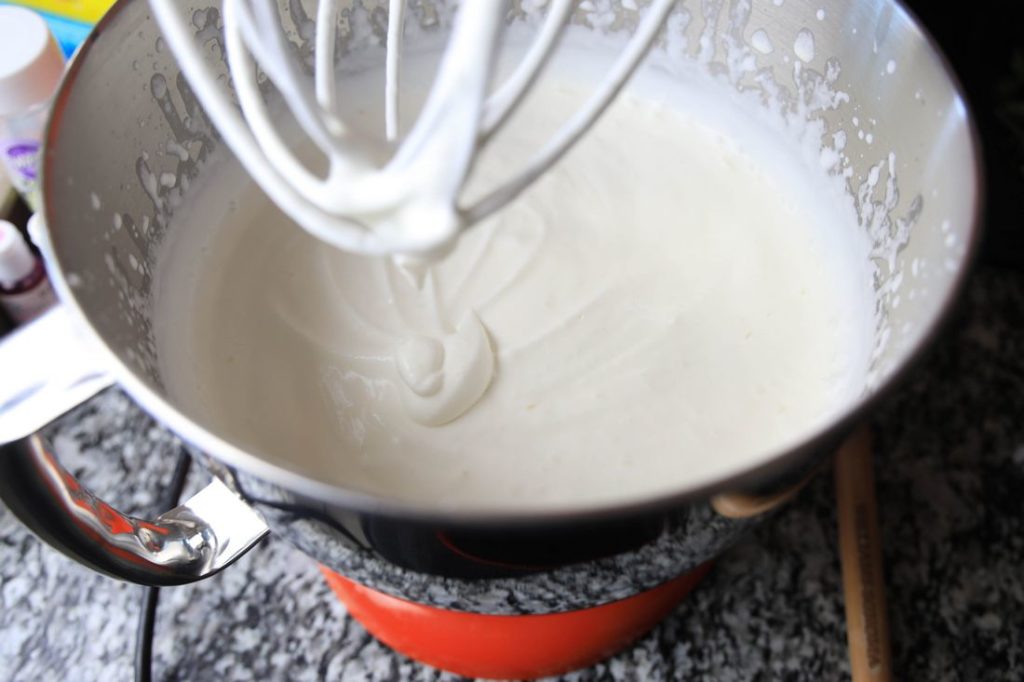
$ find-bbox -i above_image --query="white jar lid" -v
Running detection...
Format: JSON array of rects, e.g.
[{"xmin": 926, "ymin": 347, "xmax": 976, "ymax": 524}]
[
  {"xmin": 0, "ymin": 6, "xmax": 65, "ymax": 117},
  {"xmin": 0, "ymin": 219, "xmax": 36, "ymax": 285}
]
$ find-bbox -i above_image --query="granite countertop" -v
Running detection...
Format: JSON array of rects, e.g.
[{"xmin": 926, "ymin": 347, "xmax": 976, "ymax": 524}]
[{"xmin": 1, "ymin": 266, "xmax": 1021, "ymax": 681}]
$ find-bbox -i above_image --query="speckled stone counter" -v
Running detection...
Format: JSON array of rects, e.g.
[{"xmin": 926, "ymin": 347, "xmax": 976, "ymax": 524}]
[{"xmin": 1, "ymin": 266, "xmax": 1021, "ymax": 681}]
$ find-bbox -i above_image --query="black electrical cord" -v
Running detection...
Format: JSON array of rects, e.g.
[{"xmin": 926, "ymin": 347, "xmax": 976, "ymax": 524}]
[
  {"xmin": 135, "ymin": 583, "xmax": 161, "ymax": 682},
  {"xmin": 135, "ymin": 449, "xmax": 193, "ymax": 682}
]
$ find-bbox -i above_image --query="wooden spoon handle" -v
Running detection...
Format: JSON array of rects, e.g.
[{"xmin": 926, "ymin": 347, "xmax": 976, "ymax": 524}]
[{"xmin": 835, "ymin": 425, "xmax": 893, "ymax": 682}]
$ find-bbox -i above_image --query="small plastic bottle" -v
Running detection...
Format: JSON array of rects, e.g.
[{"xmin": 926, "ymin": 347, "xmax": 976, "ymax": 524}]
[
  {"xmin": 0, "ymin": 219, "xmax": 56, "ymax": 323},
  {"xmin": 0, "ymin": 6, "xmax": 66, "ymax": 211}
]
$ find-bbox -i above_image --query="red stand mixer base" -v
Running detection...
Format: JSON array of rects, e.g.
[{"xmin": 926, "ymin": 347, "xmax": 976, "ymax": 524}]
[{"xmin": 320, "ymin": 563, "xmax": 712, "ymax": 680}]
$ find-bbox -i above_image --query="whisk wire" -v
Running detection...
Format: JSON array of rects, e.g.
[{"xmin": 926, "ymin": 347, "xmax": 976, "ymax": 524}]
[
  {"xmin": 225, "ymin": 0, "xmax": 326, "ymax": 194},
  {"xmin": 464, "ymin": 0, "xmax": 676, "ymax": 224},
  {"xmin": 480, "ymin": 0, "xmax": 574, "ymax": 140},
  {"xmin": 385, "ymin": 0, "xmax": 406, "ymax": 142},
  {"xmin": 150, "ymin": 0, "xmax": 396, "ymax": 253},
  {"xmin": 148, "ymin": 0, "xmax": 677, "ymax": 256},
  {"xmin": 234, "ymin": 0, "xmax": 343, "ymax": 156},
  {"xmin": 314, "ymin": 0, "xmax": 340, "ymax": 117}
]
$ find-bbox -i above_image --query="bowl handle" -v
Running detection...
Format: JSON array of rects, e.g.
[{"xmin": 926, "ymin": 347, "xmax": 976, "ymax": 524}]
[{"xmin": 0, "ymin": 306, "xmax": 269, "ymax": 586}]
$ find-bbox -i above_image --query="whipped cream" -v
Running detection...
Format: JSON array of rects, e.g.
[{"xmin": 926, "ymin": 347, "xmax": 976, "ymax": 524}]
[{"xmin": 152, "ymin": 47, "xmax": 872, "ymax": 511}]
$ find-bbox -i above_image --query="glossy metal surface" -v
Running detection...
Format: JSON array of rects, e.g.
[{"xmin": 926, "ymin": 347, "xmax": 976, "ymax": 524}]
[
  {"xmin": 0, "ymin": 308, "xmax": 269, "ymax": 585},
  {"xmin": 0, "ymin": 433, "xmax": 269, "ymax": 585}
]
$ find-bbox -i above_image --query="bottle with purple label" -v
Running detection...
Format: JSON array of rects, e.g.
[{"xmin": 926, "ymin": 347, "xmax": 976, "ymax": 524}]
[
  {"xmin": 0, "ymin": 6, "xmax": 66, "ymax": 212},
  {"xmin": 0, "ymin": 219, "xmax": 55, "ymax": 324}
]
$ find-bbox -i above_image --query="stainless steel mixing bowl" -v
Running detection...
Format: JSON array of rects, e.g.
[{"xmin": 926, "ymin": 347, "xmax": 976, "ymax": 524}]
[{"xmin": 0, "ymin": 0, "xmax": 981, "ymax": 615}]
